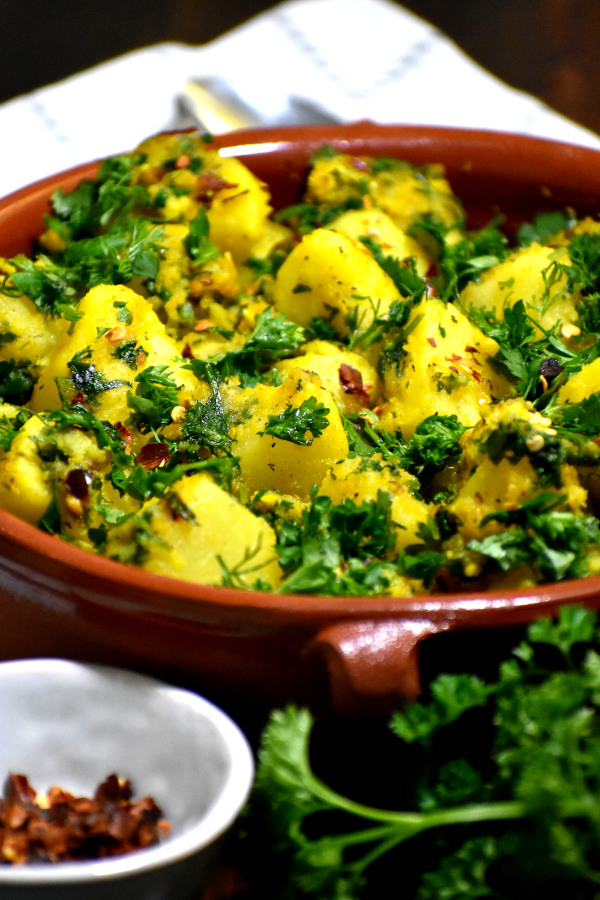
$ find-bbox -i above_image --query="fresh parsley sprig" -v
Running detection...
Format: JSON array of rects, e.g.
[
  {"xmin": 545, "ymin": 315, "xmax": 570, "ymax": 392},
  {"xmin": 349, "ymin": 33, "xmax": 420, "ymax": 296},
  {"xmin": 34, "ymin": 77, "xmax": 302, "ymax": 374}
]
[{"xmin": 245, "ymin": 605, "xmax": 600, "ymax": 899}]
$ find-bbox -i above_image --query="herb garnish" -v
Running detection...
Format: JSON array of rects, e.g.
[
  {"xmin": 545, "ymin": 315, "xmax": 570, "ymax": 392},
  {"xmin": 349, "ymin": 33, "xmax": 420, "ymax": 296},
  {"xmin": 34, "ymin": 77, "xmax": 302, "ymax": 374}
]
[
  {"xmin": 262, "ymin": 397, "xmax": 330, "ymax": 446},
  {"xmin": 244, "ymin": 605, "xmax": 600, "ymax": 899}
]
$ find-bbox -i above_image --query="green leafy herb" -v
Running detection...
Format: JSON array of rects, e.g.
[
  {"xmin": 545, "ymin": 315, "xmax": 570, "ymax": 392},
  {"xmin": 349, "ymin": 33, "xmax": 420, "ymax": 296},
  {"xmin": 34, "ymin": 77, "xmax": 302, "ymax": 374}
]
[
  {"xmin": 274, "ymin": 490, "xmax": 400, "ymax": 596},
  {"xmin": 517, "ymin": 210, "xmax": 572, "ymax": 246},
  {"xmin": 179, "ymin": 375, "xmax": 233, "ymax": 455},
  {"xmin": 184, "ymin": 209, "xmax": 219, "ymax": 265},
  {"xmin": 263, "ymin": 397, "xmax": 330, "ymax": 446},
  {"xmin": 245, "ymin": 605, "xmax": 600, "ymax": 899},
  {"xmin": 126, "ymin": 365, "xmax": 181, "ymax": 433},
  {"xmin": 0, "ymin": 359, "xmax": 36, "ymax": 405},
  {"xmin": 57, "ymin": 348, "xmax": 129, "ymax": 405},
  {"xmin": 412, "ymin": 217, "xmax": 507, "ymax": 301},
  {"xmin": 184, "ymin": 308, "xmax": 305, "ymax": 385},
  {"xmin": 111, "ymin": 340, "xmax": 146, "ymax": 371},
  {"xmin": 0, "ymin": 408, "xmax": 31, "ymax": 451},
  {"xmin": 468, "ymin": 493, "xmax": 600, "ymax": 581},
  {"xmin": 275, "ymin": 198, "xmax": 363, "ymax": 235}
]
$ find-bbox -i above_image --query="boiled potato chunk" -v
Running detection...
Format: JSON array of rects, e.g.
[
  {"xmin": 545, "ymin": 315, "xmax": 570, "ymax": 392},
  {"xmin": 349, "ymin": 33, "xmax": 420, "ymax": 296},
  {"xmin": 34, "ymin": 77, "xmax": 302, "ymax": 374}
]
[
  {"xmin": 379, "ymin": 297, "xmax": 511, "ymax": 437},
  {"xmin": 272, "ymin": 228, "xmax": 401, "ymax": 339},
  {"xmin": 448, "ymin": 398, "xmax": 587, "ymax": 542},
  {"xmin": 0, "ymin": 412, "xmax": 111, "ymax": 527},
  {"xmin": 107, "ymin": 472, "xmax": 282, "ymax": 589},
  {"xmin": 205, "ymin": 156, "xmax": 273, "ymax": 263},
  {"xmin": 557, "ymin": 356, "xmax": 600, "ymax": 404},
  {"xmin": 0, "ymin": 290, "xmax": 66, "ymax": 376},
  {"xmin": 231, "ymin": 368, "xmax": 349, "ymax": 500},
  {"xmin": 306, "ymin": 155, "xmax": 463, "ymax": 237},
  {"xmin": 460, "ymin": 243, "xmax": 578, "ymax": 334},
  {"xmin": 0, "ymin": 414, "xmax": 50, "ymax": 523},
  {"xmin": 30, "ymin": 284, "xmax": 209, "ymax": 445},
  {"xmin": 273, "ymin": 340, "xmax": 380, "ymax": 413},
  {"xmin": 328, "ymin": 207, "xmax": 430, "ymax": 275}
]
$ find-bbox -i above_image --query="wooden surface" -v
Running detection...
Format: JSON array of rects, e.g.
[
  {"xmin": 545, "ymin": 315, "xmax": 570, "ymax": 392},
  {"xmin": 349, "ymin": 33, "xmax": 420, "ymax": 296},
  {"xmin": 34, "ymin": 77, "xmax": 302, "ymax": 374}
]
[{"xmin": 1, "ymin": 1, "xmax": 599, "ymax": 137}]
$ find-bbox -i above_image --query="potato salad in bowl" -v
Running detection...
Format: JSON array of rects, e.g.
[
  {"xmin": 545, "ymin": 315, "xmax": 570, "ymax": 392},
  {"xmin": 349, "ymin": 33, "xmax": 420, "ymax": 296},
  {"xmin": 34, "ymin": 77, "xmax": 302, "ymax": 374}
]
[{"xmin": 1, "ymin": 128, "xmax": 600, "ymax": 601}]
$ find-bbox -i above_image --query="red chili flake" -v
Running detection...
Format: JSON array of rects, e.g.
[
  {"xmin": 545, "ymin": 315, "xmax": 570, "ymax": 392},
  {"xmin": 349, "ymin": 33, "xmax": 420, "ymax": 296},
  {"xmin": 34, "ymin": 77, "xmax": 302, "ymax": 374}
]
[
  {"xmin": 64, "ymin": 468, "xmax": 91, "ymax": 503},
  {"xmin": 196, "ymin": 171, "xmax": 236, "ymax": 202},
  {"xmin": 114, "ymin": 422, "xmax": 133, "ymax": 453},
  {"xmin": 445, "ymin": 354, "xmax": 463, "ymax": 363},
  {"xmin": 70, "ymin": 391, "xmax": 86, "ymax": 407},
  {"xmin": 474, "ymin": 492, "xmax": 484, "ymax": 503},
  {"xmin": 350, "ymin": 157, "xmax": 369, "ymax": 172},
  {"xmin": 339, "ymin": 363, "xmax": 371, "ymax": 405},
  {"xmin": 426, "ymin": 337, "xmax": 437, "ymax": 347},
  {"xmin": 448, "ymin": 365, "xmax": 459, "ymax": 374},
  {"xmin": 0, "ymin": 773, "xmax": 170, "ymax": 864},
  {"xmin": 464, "ymin": 344, "xmax": 479, "ymax": 354},
  {"xmin": 182, "ymin": 343, "xmax": 194, "ymax": 358},
  {"xmin": 136, "ymin": 442, "xmax": 171, "ymax": 470},
  {"xmin": 105, "ymin": 324, "xmax": 127, "ymax": 343}
]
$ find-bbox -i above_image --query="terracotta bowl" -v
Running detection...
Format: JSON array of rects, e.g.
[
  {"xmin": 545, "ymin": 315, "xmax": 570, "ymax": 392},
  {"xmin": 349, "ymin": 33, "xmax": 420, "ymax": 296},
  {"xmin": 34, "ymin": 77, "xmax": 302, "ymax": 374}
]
[{"xmin": 2, "ymin": 122, "xmax": 600, "ymax": 719}]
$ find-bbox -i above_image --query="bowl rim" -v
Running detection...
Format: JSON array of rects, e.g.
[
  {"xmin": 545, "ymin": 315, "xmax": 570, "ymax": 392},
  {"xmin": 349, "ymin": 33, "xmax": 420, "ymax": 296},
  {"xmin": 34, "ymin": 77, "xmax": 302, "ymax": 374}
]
[
  {"xmin": 2, "ymin": 121, "xmax": 600, "ymax": 624},
  {"xmin": 0, "ymin": 658, "xmax": 254, "ymax": 884}
]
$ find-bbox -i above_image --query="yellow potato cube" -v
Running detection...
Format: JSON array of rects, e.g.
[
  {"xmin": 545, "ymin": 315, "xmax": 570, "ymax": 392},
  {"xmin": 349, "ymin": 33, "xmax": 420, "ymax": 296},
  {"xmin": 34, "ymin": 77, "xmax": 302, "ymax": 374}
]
[
  {"xmin": 107, "ymin": 472, "xmax": 282, "ymax": 589},
  {"xmin": 272, "ymin": 228, "xmax": 401, "ymax": 339},
  {"xmin": 231, "ymin": 368, "xmax": 349, "ymax": 500},
  {"xmin": 379, "ymin": 297, "xmax": 511, "ymax": 437},
  {"xmin": 273, "ymin": 340, "xmax": 380, "ymax": 413},
  {"xmin": 460, "ymin": 243, "xmax": 578, "ymax": 334},
  {"xmin": 30, "ymin": 284, "xmax": 209, "ymax": 444}
]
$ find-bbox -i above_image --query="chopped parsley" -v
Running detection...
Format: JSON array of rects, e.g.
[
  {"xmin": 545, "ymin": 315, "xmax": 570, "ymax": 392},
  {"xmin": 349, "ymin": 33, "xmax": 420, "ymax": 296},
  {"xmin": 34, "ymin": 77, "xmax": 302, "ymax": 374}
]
[{"xmin": 262, "ymin": 397, "xmax": 330, "ymax": 446}]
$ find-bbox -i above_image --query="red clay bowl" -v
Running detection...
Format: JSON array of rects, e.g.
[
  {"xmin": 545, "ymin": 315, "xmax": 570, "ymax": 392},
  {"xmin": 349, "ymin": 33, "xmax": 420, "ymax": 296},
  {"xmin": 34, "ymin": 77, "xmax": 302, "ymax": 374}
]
[{"xmin": 3, "ymin": 122, "xmax": 600, "ymax": 720}]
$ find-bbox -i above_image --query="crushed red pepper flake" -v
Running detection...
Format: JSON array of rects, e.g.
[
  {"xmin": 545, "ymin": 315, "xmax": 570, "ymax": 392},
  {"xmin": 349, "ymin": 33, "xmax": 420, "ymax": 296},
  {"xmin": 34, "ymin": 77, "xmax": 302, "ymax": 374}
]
[
  {"xmin": 175, "ymin": 154, "xmax": 191, "ymax": 169},
  {"xmin": 426, "ymin": 337, "xmax": 437, "ymax": 347},
  {"xmin": 339, "ymin": 363, "xmax": 371, "ymax": 405},
  {"xmin": 114, "ymin": 421, "xmax": 133, "ymax": 453},
  {"xmin": 70, "ymin": 391, "xmax": 86, "ymax": 407},
  {"xmin": 136, "ymin": 442, "xmax": 171, "ymax": 470},
  {"xmin": 0, "ymin": 773, "xmax": 171, "ymax": 864},
  {"xmin": 196, "ymin": 172, "xmax": 236, "ymax": 202}
]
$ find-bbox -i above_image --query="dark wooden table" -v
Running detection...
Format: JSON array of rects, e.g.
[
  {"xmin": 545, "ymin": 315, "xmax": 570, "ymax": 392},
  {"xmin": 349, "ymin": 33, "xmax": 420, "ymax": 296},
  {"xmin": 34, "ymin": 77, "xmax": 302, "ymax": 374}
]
[{"xmin": 1, "ymin": 0, "xmax": 599, "ymax": 137}]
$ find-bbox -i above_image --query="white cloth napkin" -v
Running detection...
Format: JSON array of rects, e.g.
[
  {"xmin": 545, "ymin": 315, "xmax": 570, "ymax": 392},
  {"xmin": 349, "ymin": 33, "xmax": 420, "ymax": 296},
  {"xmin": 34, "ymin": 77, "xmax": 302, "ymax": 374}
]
[{"xmin": 1, "ymin": 0, "xmax": 599, "ymax": 200}]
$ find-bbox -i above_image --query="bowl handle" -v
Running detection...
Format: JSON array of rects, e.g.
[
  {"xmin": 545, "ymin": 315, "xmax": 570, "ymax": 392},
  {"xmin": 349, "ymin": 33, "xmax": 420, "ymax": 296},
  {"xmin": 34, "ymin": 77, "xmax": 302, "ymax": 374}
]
[{"xmin": 308, "ymin": 617, "xmax": 446, "ymax": 717}]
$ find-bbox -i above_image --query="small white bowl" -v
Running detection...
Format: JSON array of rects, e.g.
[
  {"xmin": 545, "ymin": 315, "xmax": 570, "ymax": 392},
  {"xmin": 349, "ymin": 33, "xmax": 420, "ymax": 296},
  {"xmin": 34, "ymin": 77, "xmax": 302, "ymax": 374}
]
[{"xmin": 0, "ymin": 658, "xmax": 254, "ymax": 898}]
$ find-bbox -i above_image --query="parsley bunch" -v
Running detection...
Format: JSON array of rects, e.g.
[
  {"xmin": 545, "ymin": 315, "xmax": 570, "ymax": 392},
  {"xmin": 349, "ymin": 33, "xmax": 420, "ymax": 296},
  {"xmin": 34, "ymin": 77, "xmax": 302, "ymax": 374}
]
[{"xmin": 244, "ymin": 605, "xmax": 600, "ymax": 899}]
